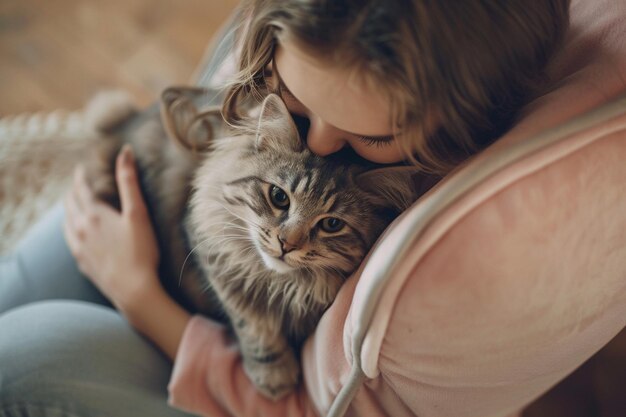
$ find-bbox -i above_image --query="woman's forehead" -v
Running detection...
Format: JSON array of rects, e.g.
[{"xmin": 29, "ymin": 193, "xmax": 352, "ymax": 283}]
[{"xmin": 273, "ymin": 42, "xmax": 394, "ymax": 137}]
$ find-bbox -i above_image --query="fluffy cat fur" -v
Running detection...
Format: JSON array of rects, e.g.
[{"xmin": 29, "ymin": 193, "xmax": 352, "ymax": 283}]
[{"xmin": 83, "ymin": 89, "xmax": 421, "ymax": 399}]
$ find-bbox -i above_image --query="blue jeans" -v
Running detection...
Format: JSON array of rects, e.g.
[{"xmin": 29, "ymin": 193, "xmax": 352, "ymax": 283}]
[{"xmin": 0, "ymin": 200, "xmax": 195, "ymax": 417}]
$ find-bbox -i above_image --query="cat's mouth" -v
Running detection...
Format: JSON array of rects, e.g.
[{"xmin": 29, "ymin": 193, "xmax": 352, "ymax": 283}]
[{"xmin": 259, "ymin": 250, "xmax": 296, "ymax": 274}]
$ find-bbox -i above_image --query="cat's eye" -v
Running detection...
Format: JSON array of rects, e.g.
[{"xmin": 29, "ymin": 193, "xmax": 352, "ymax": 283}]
[
  {"xmin": 269, "ymin": 185, "xmax": 290, "ymax": 209},
  {"xmin": 319, "ymin": 217, "xmax": 345, "ymax": 233}
]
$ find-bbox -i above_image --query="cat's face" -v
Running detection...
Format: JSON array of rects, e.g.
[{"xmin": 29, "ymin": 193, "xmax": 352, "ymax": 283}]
[
  {"xmin": 221, "ymin": 94, "xmax": 419, "ymax": 278},
  {"xmin": 225, "ymin": 156, "xmax": 386, "ymax": 277}
]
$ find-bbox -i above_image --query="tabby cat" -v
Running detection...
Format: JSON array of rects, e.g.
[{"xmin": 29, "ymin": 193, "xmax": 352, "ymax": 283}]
[{"xmin": 85, "ymin": 89, "xmax": 420, "ymax": 399}]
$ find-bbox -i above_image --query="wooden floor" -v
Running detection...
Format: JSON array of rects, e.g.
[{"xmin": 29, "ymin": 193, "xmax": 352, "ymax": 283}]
[{"xmin": 0, "ymin": 0, "xmax": 239, "ymax": 115}]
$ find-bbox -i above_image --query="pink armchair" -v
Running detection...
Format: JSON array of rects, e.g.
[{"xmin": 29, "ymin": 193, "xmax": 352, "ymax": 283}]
[{"xmin": 168, "ymin": 0, "xmax": 626, "ymax": 416}]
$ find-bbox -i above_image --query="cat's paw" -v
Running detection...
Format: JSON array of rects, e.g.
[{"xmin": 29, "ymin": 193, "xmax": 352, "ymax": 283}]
[{"xmin": 243, "ymin": 349, "xmax": 301, "ymax": 401}]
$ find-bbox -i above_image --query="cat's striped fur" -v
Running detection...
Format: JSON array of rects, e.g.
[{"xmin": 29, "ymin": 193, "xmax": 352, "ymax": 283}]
[
  {"xmin": 84, "ymin": 90, "xmax": 420, "ymax": 400},
  {"xmin": 184, "ymin": 94, "xmax": 420, "ymax": 398}
]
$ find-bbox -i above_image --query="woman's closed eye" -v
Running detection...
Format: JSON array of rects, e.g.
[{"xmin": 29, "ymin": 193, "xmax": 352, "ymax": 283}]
[{"xmin": 357, "ymin": 135, "xmax": 395, "ymax": 147}]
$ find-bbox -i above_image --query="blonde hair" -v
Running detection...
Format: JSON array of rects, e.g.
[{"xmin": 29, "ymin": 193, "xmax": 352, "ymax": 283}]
[{"xmin": 223, "ymin": 0, "xmax": 570, "ymax": 175}]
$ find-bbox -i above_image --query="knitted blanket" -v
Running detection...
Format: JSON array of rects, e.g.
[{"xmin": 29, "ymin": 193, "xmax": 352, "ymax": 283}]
[{"xmin": 0, "ymin": 91, "xmax": 134, "ymax": 254}]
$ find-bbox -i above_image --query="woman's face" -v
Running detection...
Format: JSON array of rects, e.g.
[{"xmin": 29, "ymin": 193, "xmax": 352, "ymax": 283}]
[{"xmin": 272, "ymin": 41, "xmax": 407, "ymax": 164}]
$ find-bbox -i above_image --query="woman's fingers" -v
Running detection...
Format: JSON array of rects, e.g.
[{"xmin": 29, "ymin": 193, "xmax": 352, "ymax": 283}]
[
  {"xmin": 63, "ymin": 170, "xmax": 94, "ymax": 248},
  {"xmin": 64, "ymin": 165, "xmax": 113, "ymax": 242},
  {"xmin": 62, "ymin": 205, "xmax": 80, "ymax": 254},
  {"xmin": 73, "ymin": 164, "xmax": 94, "ymax": 211},
  {"xmin": 63, "ymin": 182, "xmax": 82, "ymax": 238},
  {"xmin": 63, "ymin": 189, "xmax": 87, "ymax": 274},
  {"xmin": 116, "ymin": 145, "xmax": 147, "ymax": 217}
]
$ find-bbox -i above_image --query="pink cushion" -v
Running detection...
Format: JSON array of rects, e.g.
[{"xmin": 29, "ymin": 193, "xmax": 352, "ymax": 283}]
[{"xmin": 303, "ymin": 0, "xmax": 626, "ymax": 416}]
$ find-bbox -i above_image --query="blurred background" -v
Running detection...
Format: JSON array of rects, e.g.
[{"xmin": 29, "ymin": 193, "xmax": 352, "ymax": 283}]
[
  {"xmin": 0, "ymin": 0, "xmax": 239, "ymax": 253},
  {"xmin": 0, "ymin": 0, "xmax": 239, "ymax": 114}
]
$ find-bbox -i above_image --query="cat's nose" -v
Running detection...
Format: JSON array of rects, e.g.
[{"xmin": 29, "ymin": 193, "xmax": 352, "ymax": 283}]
[{"xmin": 278, "ymin": 236, "xmax": 298, "ymax": 253}]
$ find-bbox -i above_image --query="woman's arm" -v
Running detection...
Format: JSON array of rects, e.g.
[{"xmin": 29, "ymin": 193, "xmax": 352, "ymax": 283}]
[
  {"xmin": 124, "ymin": 281, "xmax": 191, "ymax": 361},
  {"xmin": 63, "ymin": 144, "xmax": 189, "ymax": 361}
]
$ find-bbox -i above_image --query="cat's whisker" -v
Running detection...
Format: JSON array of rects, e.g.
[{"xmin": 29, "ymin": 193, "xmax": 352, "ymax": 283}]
[
  {"xmin": 217, "ymin": 222, "xmax": 250, "ymax": 231},
  {"xmin": 178, "ymin": 232, "xmax": 255, "ymax": 288},
  {"xmin": 202, "ymin": 220, "xmax": 247, "ymax": 230},
  {"xmin": 316, "ymin": 262, "xmax": 346, "ymax": 279},
  {"xmin": 178, "ymin": 235, "xmax": 216, "ymax": 288},
  {"xmin": 239, "ymin": 245, "xmax": 260, "ymax": 259},
  {"xmin": 198, "ymin": 219, "xmax": 251, "ymax": 235},
  {"xmin": 215, "ymin": 200, "xmax": 264, "ymax": 230},
  {"xmin": 197, "ymin": 236, "xmax": 249, "ymax": 258},
  {"xmin": 220, "ymin": 210, "xmax": 262, "ymax": 232},
  {"xmin": 208, "ymin": 235, "xmax": 255, "ymax": 247},
  {"xmin": 198, "ymin": 221, "xmax": 251, "ymax": 236}
]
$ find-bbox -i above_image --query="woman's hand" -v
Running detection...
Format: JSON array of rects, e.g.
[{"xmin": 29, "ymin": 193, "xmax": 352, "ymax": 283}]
[
  {"xmin": 63, "ymin": 144, "xmax": 161, "ymax": 316},
  {"xmin": 64, "ymin": 144, "xmax": 191, "ymax": 359}
]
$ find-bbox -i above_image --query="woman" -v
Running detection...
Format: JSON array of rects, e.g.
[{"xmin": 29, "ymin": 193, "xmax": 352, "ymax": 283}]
[{"xmin": 0, "ymin": 1, "xmax": 570, "ymax": 416}]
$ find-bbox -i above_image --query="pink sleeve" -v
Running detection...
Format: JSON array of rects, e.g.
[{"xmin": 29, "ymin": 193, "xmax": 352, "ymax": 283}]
[
  {"xmin": 167, "ymin": 315, "xmax": 321, "ymax": 417},
  {"xmin": 167, "ymin": 271, "xmax": 360, "ymax": 416}
]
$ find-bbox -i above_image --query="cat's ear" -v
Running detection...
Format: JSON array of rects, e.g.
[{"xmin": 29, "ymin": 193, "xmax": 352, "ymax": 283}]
[
  {"xmin": 356, "ymin": 166, "xmax": 421, "ymax": 213},
  {"xmin": 160, "ymin": 86, "xmax": 223, "ymax": 154},
  {"xmin": 256, "ymin": 93, "xmax": 303, "ymax": 152}
]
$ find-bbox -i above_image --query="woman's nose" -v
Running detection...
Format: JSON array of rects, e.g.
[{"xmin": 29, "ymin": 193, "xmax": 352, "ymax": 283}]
[{"xmin": 305, "ymin": 118, "xmax": 347, "ymax": 156}]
